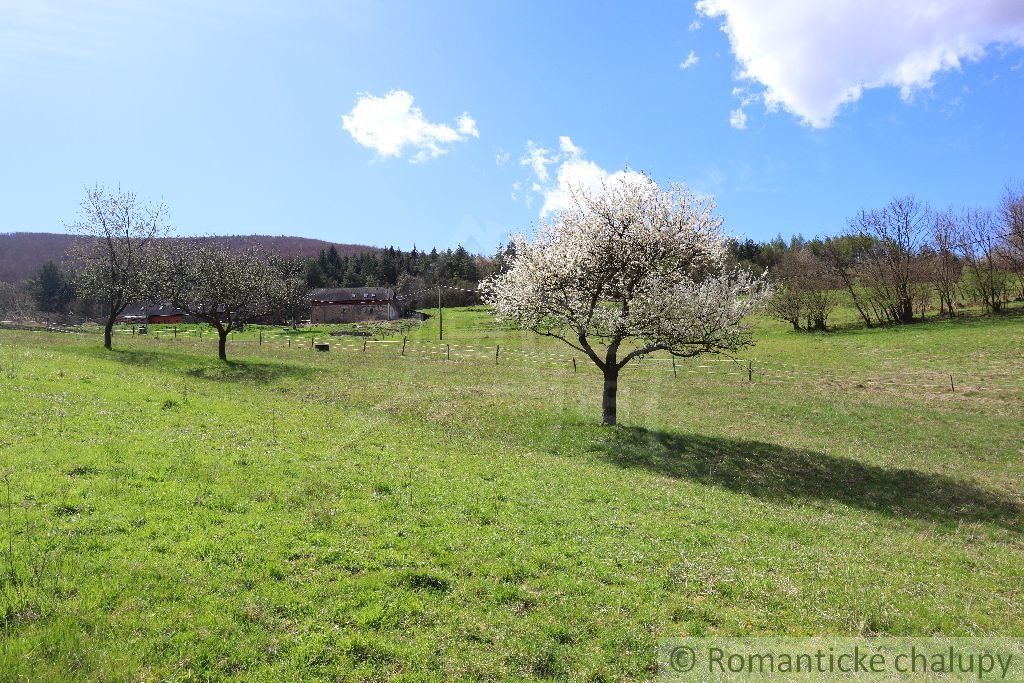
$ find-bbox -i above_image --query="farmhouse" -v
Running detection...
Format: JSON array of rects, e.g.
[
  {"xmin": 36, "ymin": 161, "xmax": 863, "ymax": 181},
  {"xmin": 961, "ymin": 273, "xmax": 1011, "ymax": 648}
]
[
  {"xmin": 308, "ymin": 287, "xmax": 402, "ymax": 323},
  {"xmin": 117, "ymin": 302, "xmax": 187, "ymax": 324}
]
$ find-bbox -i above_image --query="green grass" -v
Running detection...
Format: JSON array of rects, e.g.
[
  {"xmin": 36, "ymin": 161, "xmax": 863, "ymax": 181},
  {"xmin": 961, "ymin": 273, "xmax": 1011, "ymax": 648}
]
[{"xmin": 1, "ymin": 305, "xmax": 1022, "ymax": 680}]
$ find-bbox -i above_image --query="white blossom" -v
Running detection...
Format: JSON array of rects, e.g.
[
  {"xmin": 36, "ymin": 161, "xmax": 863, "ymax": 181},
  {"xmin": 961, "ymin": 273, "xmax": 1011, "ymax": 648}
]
[{"xmin": 481, "ymin": 174, "xmax": 768, "ymax": 424}]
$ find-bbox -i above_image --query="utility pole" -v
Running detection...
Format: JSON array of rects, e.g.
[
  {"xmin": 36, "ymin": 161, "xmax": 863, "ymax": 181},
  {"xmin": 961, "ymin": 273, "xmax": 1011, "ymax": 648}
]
[{"xmin": 438, "ymin": 285, "xmax": 443, "ymax": 341}]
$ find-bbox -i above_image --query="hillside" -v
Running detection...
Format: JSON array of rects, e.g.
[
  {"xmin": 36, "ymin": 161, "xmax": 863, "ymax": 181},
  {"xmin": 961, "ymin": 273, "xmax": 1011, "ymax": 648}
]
[{"xmin": 0, "ymin": 232, "xmax": 377, "ymax": 284}]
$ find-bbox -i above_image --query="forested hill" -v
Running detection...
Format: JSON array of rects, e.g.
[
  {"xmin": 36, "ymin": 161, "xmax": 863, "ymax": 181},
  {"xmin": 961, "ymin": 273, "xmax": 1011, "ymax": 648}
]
[{"xmin": 0, "ymin": 232, "xmax": 377, "ymax": 283}]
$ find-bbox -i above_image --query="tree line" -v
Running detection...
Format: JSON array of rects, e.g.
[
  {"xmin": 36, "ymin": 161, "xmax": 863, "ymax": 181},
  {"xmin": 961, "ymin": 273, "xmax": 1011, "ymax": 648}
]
[
  {"xmin": 6, "ymin": 184, "xmax": 1022, "ymax": 353},
  {"xmin": 731, "ymin": 189, "xmax": 1024, "ymax": 330},
  {"xmin": 3, "ymin": 187, "xmax": 504, "ymax": 358},
  {"xmin": 307, "ymin": 243, "xmax": 493, "ymax": 308},
  {"xmin": 12, "ymin": 240, "xmax": 499, "ymax": 322},
  {"xmin": 0, "ymin": 187, "xmax": 316, "ymax": 360}
]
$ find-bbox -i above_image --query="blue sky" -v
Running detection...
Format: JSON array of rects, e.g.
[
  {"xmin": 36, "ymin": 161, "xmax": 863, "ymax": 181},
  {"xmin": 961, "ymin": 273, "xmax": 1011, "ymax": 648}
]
[{"xmin": 2, "ymin": 1, "xmax": 1023, "ymax": 253}]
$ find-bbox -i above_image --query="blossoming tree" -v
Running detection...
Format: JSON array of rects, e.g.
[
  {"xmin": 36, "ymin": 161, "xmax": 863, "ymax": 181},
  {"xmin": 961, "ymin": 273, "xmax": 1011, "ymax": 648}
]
[{"xmin": 481, "ymin": 175, "xmax": 767, "ymax": 425}]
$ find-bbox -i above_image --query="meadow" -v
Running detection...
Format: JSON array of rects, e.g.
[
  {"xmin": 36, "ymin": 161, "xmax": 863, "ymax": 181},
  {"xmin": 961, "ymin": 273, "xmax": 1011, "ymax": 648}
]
[{"xmin": 0, "ymin": 305, "xmax": 1022, "ymax": 680}]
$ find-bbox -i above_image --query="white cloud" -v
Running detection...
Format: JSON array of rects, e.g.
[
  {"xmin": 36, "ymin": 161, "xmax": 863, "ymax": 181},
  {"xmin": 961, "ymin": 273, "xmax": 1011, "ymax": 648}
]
[
  {"xmin": 456, "ymin": 112, "xmax": 479, "ymax": 137},
  {"xmin": 341, "ymin": 90, "xmax": 479, "ymax": 162},
  {"xmin": 519, "ymin": 141, "xmax": 556, "ymax": 182},
  {"xmin": 558, "ymin": 135, "xmax": 581, "ymax": 156},
  {"xmin": 729, "ymin": 107, "xmax": 748, "ymax": 129},
  {"xmin": 679, "ymin": 50, "xmax": 700, "ymax": 70},
  {"xmin": 696, "ymin": 0, "xmax": 1024, "ymax": 127},
  {"xmin": 731, "ymin": 86, "xmax": 758, "ymax": 107},
  {"xmin": 688, "ymin": 19, "xmax": 702, "ymax": 31},
  {"xmin": 540, "ymin": 159, "xmax": 650, "ymax": 216},
  {"xmin": 514, "ymin": 135, "xmax": 647, "ymax": 216},
  {"xmin": 495, "ymin": 148, "xmax": 511, "ymax": 166}
]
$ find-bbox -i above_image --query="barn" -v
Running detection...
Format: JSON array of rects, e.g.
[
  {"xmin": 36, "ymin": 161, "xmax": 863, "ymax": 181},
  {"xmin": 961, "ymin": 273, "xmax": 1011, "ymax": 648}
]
[
  {"xmin": 308, "ymin": 287, "xmax": 402, "ymax": 323},
  {"xmin": 116, "ymin": 302, "xmax": 187, "ymax": 324}
]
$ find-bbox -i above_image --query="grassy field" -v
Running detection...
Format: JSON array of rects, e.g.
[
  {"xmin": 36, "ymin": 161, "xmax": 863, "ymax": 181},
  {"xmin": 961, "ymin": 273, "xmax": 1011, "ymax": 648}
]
[{"xmin": 1, "ymin": 305, "xmax": 1022, "ymax": 680}]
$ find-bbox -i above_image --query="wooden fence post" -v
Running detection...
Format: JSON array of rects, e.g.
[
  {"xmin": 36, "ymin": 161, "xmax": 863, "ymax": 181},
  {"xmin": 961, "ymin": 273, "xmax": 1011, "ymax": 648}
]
[
  {"xmin": 495, "ymin": 345, "xmax": 500, "ymax": 365},
  {"xmin": 173, "ymin": 326, "xmax": 178, "ymax": 340},
  {"xmin": 747, "ymin": 361, "xmax": 753, "ymax": 382},
  {"xmin": 401, "ymin": 336, "xmax": 407, "ymax": 356},
  {"xmin": 572, "ymin": 357, "xmax": 577, "ymax": 373},
  {"xmin": 362, "ymin": 338, "xmax": 368, "ymax": 353},
  {"xmin": 446, "ymin": 343, "xmax": 450, "ymax": 361},
  {"xmin": 950, "ymin": 374, "xmax": 955, "ymax": 392},
  {"xmin": 259, "ymin": 330, "xmax": 263, "ymax": 346},
  {"xmin": 672, "ymin": 357, "xmax": 677, "ymax": 378}
]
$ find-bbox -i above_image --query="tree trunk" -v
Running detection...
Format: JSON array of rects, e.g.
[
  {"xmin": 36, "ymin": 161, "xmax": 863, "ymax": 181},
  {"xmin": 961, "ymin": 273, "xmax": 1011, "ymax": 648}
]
[
  {"xmin": 601, "ymin": 369, "xmax": 618, "ymax": 426},
  {"xmin": 899, "ymin": 297, "xmax": 915, "ymax": 323},
  {"xmin": 218, "ymin": 329, "xmax": 228, "ymax": 361},
  {"xmin": 940, "ymin": 295, "xmax": 953, "ymax": 317},
  {"xmin": 104, "ymin": 314, "xmax": 115, "ymax": 350},
  {"xmin": 840, "ymin": 278, "xmax": 872, "ymax": 328}
]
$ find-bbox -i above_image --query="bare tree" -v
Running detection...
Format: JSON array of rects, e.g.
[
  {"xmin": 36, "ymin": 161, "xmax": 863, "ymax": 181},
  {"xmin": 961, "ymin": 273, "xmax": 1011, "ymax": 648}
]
[
  {"xmin": 481, "ymin": 176, "xmax": 767, "ymax": 425},
  {"xmin": 765, "ymin": 282, "xmax": 805, "ymax": 331},
  {"xmin": 821, "ymin": 234, "xmax": 875, "ymax": 327},
  {"xmin": 957, "ymin": 208, "xmax": 1012, "ymax": 313},
  {"xmin": 849, "ymin": 196, "xmax": 931, "ymax": 324},
  {"xmin": 928, "ymin": 211, "xmax": 964, "ymax": 317},
  {"xmin": 797, "ymin": 248, "xmax": 839, "ymax": 330},
  {"xmin": 270, "ymin": 256, "xmax": 309, "ymax": 328},
  {"xmin": 156, "ymin": 242, "xmax": 276, "ymax": 361},
  {"xmin": 908, "ymin": 273, "xmax": 934, "ymax": 319},
  {"xmin": 69, "ymin": 185, "xmax": 170, "ymax": 349},
  {"xmin": 1000, "ymin": 186, "xmax": 1024, "ymax": 300},
  {"xmin": 765, "ymin": 248, "xmax": 838, "ymax": 331},
  {"xmin": 0, "ymin": 282, "xmax": 32, "ymax": 317}
]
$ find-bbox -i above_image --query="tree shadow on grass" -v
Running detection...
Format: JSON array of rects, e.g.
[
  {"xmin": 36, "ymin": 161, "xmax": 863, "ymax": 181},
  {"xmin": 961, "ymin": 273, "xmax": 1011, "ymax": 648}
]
[
  {"xmin": 63, "ymin": 345, "xmax": 316, "ymax": 384},
  {"xmin": 183, "ymin": 361, "xmax": 314, "ymax": 384},
  {"xmin": 596, "ymin": 427, "xmax": 1022, "ymax": 533}
]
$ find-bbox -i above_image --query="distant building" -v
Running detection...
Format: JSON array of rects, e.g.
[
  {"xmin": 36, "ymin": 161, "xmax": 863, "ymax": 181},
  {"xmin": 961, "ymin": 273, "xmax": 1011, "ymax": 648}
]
[
  {"xmin": 308, "ymin": 287, "xmax": 402, "ymax": 323},
  {"xmin": 116, "ymin": 302, "xmax": 187, "ymax": 325}
]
